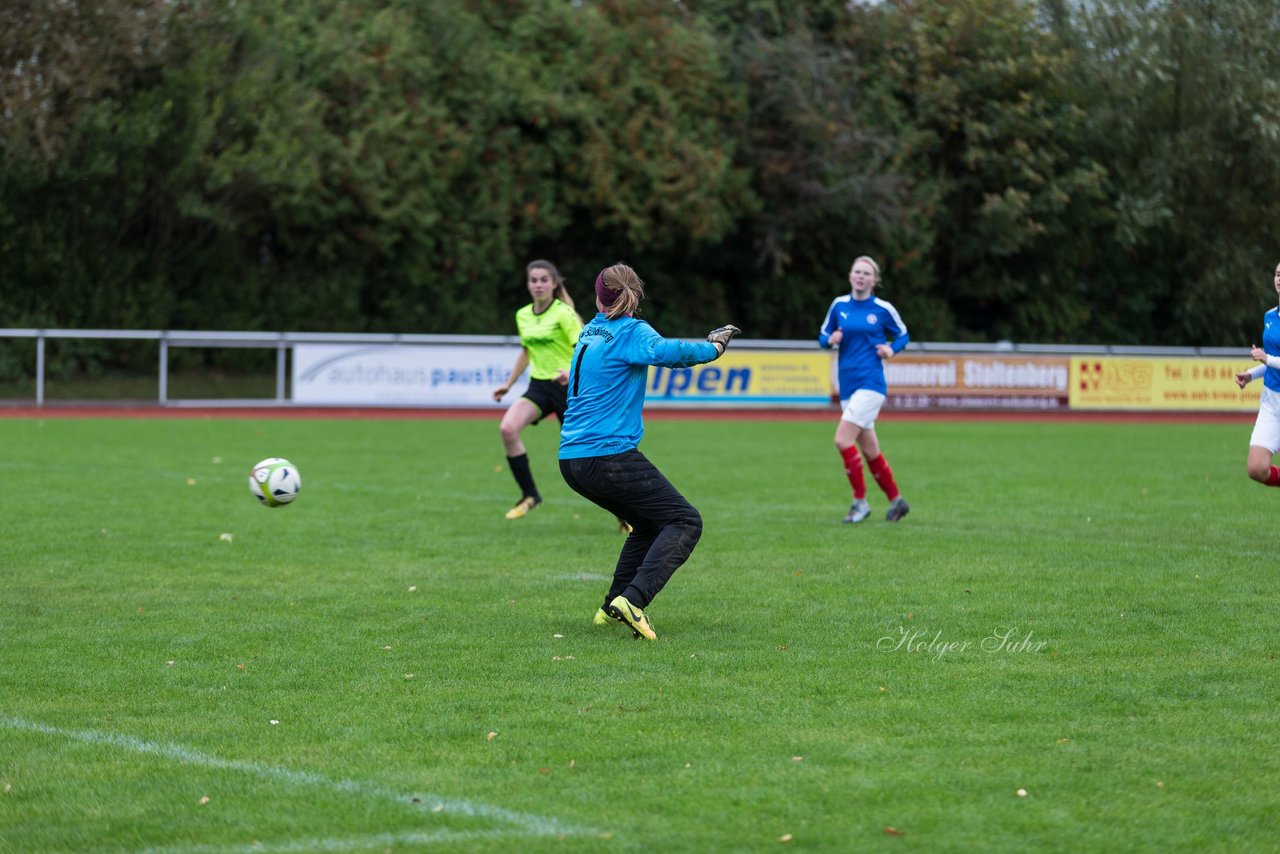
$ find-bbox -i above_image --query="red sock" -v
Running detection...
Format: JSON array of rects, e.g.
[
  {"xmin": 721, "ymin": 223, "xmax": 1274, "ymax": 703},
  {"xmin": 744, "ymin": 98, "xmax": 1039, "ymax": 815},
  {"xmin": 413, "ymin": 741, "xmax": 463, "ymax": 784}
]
[
  {"xmin": 839, "ymin": 445, "xmax": 866, "ymax": 499},
  {"xmin": 867, "ymin": 454, "xmax": 900, "ymax": 501},
  {"xmin": 1267, "ymin": 466, "xmax": 1280, "ymax": 487}
]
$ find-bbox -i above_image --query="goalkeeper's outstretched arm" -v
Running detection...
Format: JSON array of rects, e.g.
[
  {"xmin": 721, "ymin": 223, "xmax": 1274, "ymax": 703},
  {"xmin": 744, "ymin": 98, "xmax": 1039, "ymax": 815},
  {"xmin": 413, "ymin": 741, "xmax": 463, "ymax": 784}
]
[{"xmin": 707, "ymin": 325, "xmax": 742, "ymax": 357}]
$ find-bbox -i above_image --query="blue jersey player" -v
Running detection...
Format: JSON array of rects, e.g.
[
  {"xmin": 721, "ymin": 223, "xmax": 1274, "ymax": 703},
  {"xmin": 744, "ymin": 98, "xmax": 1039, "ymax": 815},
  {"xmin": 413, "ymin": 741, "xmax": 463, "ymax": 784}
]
[
  {"xmin": 818, "ymin": 255, "xmax": 911, "ymax": 524},
  {"xmin": 559, "ymin": 263, "xmax": 740, "ymax": 640},
  {"xmin": 1234, "ymin": 261, "xmax": 1280, "ymax": 487}
]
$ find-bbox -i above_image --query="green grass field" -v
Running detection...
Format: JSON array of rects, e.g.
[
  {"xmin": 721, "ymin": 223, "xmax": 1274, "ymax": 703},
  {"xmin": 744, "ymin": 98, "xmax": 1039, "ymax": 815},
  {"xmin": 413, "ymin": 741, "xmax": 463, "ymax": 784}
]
[{"xmin": 1, "ymin": 414, "xmax": 1277, "ymax": 852}]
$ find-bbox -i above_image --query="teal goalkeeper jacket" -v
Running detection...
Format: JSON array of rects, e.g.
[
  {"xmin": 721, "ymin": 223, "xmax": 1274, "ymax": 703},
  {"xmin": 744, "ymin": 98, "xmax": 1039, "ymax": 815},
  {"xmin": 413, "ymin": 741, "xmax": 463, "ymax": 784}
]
[{"xmin": 558, "ymin": 313, "xmax": 719, "ymax": 460}]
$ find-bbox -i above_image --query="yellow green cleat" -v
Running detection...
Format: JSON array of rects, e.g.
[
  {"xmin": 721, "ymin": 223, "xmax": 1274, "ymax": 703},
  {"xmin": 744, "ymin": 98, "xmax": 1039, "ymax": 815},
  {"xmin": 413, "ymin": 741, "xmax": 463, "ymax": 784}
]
[
  {"xmin": 607, "ymin": 595, "xmax": 657, "ymax": 641},
  {"xmin": 504, "ymin": 496, "xmax": 541, "ymax": 520}
]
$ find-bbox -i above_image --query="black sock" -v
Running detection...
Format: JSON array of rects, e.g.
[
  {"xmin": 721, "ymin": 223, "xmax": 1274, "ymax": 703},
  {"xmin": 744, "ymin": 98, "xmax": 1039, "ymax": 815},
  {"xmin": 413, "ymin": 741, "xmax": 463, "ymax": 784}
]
[{"xmin": 507, "ymin": 453, "xmax": 539, "ymax": 500}]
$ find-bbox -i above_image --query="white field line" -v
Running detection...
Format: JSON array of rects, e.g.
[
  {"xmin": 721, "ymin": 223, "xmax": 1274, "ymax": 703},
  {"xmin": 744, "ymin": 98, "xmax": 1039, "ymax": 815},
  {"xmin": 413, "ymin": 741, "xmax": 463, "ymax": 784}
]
[
  {"xmin": 3, "ymin": 715, "xmax": 591, "ymax": 845},
  {"xmin": 141, "ymin": 828, "xmax": 532, "ymax": 854},
  {"xmin": 552, "ymin": 572, "xmax": 611, "ymax": 582}
]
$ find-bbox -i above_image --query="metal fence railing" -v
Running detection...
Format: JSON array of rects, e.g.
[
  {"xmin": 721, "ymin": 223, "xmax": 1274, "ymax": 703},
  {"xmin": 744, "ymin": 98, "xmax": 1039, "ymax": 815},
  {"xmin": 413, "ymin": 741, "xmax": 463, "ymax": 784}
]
[
  {"xmin": 0, "ymin": 327, "xmax": 1243, "ymax": 407},
  {"xmin": 0, "ymin": 328, "xmax": 530, "ymax": 406}
]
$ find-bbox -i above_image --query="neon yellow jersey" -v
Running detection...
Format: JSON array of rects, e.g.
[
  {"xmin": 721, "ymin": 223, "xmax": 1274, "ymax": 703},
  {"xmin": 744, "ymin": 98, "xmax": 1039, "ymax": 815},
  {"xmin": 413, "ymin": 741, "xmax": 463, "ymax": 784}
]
[{"xmin": 515, "ymin": 299, "xmax": 582, "ymax": 380}]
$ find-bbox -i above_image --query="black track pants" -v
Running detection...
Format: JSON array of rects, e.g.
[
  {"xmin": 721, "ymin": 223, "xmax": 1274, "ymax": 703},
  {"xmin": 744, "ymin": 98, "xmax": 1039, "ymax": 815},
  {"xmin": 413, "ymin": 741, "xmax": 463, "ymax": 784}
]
[{"xmin": 559, "ymin": 449, "xmax": 702, "ymax": 608}]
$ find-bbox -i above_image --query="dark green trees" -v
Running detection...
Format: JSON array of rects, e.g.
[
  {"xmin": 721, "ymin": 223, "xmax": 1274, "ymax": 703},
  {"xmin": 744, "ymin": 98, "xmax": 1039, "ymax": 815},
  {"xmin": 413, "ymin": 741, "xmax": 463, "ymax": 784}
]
[{"xmin": 4, "ymin": 0, "xmax": 1280, "ymax": 348}]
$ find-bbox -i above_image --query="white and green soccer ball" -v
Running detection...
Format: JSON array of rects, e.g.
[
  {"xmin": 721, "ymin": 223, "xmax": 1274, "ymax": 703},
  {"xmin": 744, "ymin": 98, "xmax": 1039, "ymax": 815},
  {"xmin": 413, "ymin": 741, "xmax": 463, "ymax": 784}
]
[{"xmin": 249, "ymin": 458, "xmax": 301, "ymax": 507}]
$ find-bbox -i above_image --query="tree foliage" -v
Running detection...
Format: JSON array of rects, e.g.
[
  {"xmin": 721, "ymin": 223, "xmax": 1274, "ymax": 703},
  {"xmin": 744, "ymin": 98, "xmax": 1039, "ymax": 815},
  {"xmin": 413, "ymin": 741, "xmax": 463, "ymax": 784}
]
[
  {"xmin": 3, "ymin": 0, "xmax": 1280, "ymax": 357},
  {"xmin": 1045, "ymin": 0, "xmax": 1280, "ymax": 345},
  {"xmin": 851, "ymin": 0, "xmax": 1112, "ymax": 341}
]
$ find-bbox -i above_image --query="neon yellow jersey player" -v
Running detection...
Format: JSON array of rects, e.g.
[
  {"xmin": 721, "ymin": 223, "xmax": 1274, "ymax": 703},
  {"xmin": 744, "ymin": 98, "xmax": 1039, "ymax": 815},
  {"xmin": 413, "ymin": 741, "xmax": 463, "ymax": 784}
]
[
  {"xmin": 492, "ymin": 260, "xmax": 583, "ymax": 520},
  {"xmin": 514, "ymin": 298, "xmax": 581, "ymax": 386}
]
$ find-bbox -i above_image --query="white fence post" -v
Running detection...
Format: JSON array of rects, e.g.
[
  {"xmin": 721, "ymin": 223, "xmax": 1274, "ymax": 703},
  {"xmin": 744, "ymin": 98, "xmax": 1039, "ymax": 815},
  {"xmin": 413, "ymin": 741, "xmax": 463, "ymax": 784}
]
[
  {"xmin": 35, "ymin": 331, "xmax": 45, "ymax": 406},
  {"xmin": 159, "ymin": 334, "xmax": 169, "ymax": 405},
  {"xmin": 276, "ymin": 334, "xmax": 287, "ymax": 403}
]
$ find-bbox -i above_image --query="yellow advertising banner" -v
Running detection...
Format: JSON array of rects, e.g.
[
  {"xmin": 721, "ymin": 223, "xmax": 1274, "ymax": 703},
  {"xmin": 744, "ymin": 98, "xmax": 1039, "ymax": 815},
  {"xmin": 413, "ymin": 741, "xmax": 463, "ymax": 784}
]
[
  {"xmin": 1069, "ymin": 357, "xmax": 1260, "ymax": 411},
  {"xmin": 644, "ymin": 350, "xmax": 1075, "ymax": 408},
  {"xmin": 641, "ymin": 350, "xmax": 1259, "ymax": 411},
  {"xmin": 647, "ymin": 350, "xmax": 832, "ymax": 404}
]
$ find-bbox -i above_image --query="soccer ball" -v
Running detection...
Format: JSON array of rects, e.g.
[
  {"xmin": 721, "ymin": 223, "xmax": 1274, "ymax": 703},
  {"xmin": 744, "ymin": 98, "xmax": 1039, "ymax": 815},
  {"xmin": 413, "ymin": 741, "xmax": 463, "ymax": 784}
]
[{"xmin": 249, "ymin": 458, "xmax": 301, "ymax": 507}]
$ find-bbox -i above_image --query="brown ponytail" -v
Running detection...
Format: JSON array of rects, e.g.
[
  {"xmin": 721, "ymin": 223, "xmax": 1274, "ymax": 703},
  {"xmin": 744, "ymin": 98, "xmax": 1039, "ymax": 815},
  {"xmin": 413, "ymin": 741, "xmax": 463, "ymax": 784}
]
[{"xmin": 597, "ymin": 263, "xmax": 645, "ymax": 320}]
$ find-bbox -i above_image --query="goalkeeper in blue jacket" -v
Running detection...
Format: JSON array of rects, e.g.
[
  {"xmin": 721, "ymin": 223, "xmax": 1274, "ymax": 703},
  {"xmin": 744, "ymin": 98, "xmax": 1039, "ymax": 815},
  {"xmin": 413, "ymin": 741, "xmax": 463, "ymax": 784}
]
[{"xmin": 559, "ymin": 262, "xmax": 740, "ymax": 640}]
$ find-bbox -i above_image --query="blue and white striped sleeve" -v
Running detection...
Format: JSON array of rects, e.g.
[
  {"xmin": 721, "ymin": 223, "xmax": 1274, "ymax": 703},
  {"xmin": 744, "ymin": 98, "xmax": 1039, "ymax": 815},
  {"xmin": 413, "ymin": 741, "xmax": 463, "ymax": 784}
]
[
  {"xmin": 818, "ymin": 300, "xmax": 839, "ymax": 348},
  {"xmin": 880, "ymin": 300, "xmax": 909, "ymax": 353}
]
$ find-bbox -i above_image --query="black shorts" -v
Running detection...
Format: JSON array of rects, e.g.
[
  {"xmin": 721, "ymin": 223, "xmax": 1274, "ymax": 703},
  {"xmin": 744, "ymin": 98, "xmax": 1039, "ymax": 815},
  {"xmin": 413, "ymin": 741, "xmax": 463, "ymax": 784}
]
[
  {"xmin": 522, "ymin": 378, "xmax": 568, "ymax": 424},
  {"xmin": 558, "ymin": 450, "xmax": 699, "ymax": 529}
]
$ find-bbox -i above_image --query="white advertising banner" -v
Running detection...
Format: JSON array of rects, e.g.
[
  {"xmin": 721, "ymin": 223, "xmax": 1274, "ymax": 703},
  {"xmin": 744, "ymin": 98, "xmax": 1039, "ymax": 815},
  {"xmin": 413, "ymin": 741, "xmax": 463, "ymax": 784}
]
[{"xmin": 292, "ymin": 344, "xmax": 525, "ymax": 406}]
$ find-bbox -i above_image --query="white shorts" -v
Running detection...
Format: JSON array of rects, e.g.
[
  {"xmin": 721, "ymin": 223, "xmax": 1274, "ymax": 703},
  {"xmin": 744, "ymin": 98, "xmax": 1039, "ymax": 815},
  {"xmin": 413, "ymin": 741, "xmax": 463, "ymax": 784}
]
[
  {"xmin": 1250, "ymin": 387, "xmax": 1280, "ymax": 452},
  {"xmin": 839, "ymin": 390, "xmax": 887, "ymax": 430}
]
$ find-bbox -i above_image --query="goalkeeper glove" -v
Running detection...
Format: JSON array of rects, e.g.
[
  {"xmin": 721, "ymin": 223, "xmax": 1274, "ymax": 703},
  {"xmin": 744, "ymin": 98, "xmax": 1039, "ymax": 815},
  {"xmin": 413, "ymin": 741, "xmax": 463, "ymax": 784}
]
[{"xmin": 707, "ymin": 325, "xmax": 742, "ymax": 356}]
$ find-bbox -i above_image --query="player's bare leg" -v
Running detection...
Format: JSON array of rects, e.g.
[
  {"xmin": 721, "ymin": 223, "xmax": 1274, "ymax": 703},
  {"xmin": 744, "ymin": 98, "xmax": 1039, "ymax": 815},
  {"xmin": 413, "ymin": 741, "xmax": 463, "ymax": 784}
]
[
  {"xmin": 500, "ymin": 398, "xmax": 544, "ymax": 518},
  {"xmin": 1246, "ymin": 445, "xmax": 1280, "ymax": 486}
]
